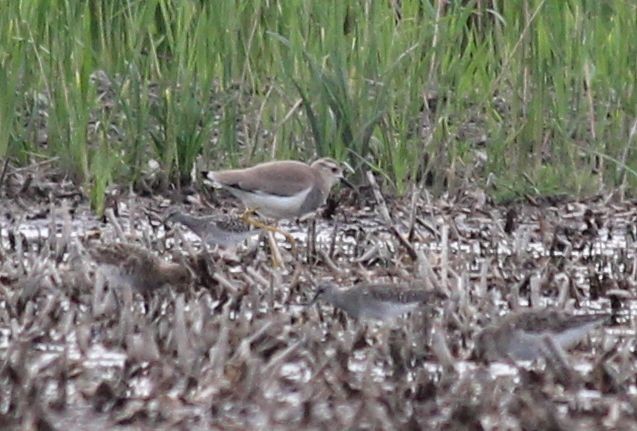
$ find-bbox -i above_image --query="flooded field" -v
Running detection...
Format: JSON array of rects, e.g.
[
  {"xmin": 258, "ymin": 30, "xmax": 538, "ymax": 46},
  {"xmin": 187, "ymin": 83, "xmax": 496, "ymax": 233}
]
[{"xmin": 1, "ymin": 177, "xmax": 636, "ymax": 430}]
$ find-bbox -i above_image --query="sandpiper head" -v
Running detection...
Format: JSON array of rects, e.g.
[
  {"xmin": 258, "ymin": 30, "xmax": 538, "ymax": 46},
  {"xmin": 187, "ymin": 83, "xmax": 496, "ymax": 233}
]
[
  {"xmin": 307, "ymin": 281, "xmax": 336, "ymax": 306},
  {"xmin": 166, "ymin": 265, "xmax": 194, "ymax": 286},
  {"xmin": 163, "ymin": 210, "xmax": 181, "ymax": 224},
  {"xmin": 311, "ymin": 158, "xmax": 346, "ymax": 189}
]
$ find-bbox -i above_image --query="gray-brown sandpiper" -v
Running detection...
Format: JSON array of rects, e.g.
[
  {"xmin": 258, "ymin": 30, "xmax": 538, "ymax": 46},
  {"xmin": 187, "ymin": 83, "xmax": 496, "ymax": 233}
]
[
  {"xmin": 307, "ymin": 281, "xmax": 445, "ymax": 321},
  {"xmin": 164, "ymin": 210, "xmax": 260, "ymax": 248},
  {"xmin": 474, "ymin": 308, "xmax": 610, "ymax": 362},
  {"xmin": 90, "ymin": 243, "xmax": 192, "ymax": 293}
]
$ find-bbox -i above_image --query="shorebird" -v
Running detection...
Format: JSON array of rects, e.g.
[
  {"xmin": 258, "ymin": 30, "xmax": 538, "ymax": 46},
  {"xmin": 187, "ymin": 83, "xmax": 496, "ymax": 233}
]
[
  {"xmin": 164, "ymin": 210, "xmax": 260, "ymax": 248},
  {"xmin": 203, "ymin": 157, "xmax": 349, "ymax": 220},
  {"xmin": 204, "ymin": 157, "xmax": 351, "ymax": 263},
  {"xmin": 474, "ymin": 308, "xmax": 610, "ymax": 362},
  {"xmin": 90, "ymin": 243, "xmax": 192, "ymax": 293},
  {"xmin": 307, "ymin": 281, "xmax": 444, "ymax": 321}
]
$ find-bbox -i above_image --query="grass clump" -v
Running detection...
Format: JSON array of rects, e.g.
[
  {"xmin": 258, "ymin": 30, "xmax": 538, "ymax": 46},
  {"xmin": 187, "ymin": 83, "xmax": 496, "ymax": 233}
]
[{"xmin": 1, "ymin": 0, "xmax": 636, "ymax": 209}]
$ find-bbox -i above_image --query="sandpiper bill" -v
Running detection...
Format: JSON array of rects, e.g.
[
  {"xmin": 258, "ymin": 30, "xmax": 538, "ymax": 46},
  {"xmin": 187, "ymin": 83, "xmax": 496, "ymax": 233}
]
[
  {"xmin": 307, "ymin": 281, "xmax": 445, "ymax": 321},
  {"xmin": 90, "ymin": 243, "xmax": 192, "ymax": 293},
  {"xmin": 164, "ymin": 210, "xmax": 260, "ymax": 248},
  {"xmin": 474, "ymin": 308, "xmax": 610, "ymax": 362}
]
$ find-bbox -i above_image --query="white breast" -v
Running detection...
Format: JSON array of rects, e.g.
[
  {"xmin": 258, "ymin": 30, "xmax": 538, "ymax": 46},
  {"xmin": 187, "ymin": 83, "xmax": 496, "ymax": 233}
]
[{"xmin": 230, "ymin": 187, "xmax": 313, "ymax": 219}]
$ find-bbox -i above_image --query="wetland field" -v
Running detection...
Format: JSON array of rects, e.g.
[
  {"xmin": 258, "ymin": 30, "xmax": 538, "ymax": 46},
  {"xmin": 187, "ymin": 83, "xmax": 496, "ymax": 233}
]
[
  {"xmin": 2, "ymin": 1, "xmax": 637, "ymax": 429},
  {"xmin": 1, "ymin": 173, "xmax": 636, "ymax": 429}
]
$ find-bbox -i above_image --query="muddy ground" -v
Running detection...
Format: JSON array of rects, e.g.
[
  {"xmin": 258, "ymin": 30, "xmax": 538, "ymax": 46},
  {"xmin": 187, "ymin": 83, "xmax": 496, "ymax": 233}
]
[{"xmin": 1, "ymin": 170, "xmax": 636, "ymax": 430}]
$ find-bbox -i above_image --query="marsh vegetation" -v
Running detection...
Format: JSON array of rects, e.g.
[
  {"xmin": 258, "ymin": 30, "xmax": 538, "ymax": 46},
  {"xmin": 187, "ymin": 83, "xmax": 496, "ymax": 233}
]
[{"xmin": 1, "ymin": 1, "xmax": 637, "ymax": 429}]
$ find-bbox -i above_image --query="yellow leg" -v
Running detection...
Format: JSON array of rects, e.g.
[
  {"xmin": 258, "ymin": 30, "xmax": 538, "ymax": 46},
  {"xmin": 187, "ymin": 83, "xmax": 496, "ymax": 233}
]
[
  {"xmin": 267, "ymin": 231, "xmax": 284, "ymax": 268},
  {"xmin": 240, "ymin": 208, "xmax": 298, "ymax": 257}
]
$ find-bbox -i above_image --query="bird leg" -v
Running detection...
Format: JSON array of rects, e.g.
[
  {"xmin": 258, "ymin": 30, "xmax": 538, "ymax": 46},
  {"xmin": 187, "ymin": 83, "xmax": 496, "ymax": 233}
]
[
  {"xmin": 267, "ymin": 231, "xmax": 284, "ymax": 268},
  {"xmin": 240, "ymin": 208, "xmax": 298, "ymax": 257}
]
